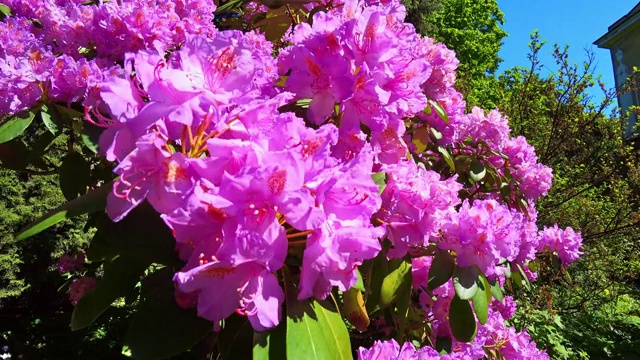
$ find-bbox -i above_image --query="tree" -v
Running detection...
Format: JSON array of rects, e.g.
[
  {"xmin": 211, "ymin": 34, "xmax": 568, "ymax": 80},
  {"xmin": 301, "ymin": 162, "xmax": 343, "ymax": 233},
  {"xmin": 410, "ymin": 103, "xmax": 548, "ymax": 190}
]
[
  {"xmin": 495, "ymin": 32, "xmax": 640, "ymax": 358},
  {"xmin": 407, "ymin": 0, "xmax": 508, "ymax": 108}
]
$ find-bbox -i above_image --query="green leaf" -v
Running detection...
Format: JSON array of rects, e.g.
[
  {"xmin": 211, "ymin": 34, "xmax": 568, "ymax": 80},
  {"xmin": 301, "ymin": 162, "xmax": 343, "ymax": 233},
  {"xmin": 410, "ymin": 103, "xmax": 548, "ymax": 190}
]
[
  {"xmin": 217, "ymin": 314, "xmax": 254, "ymax": 360},
  {"xmin": 428, "ymin": 250, "xmax": 456, "ymax": 291},
  {"xmin": 0, "ymin": 111, "xmax": 35, "ymax": 144},
  {"xmin": 469, "ymin": 160, "xmax": 486, "ymax": 182},
  {"xmin": 71, "ymin": 253, "xmax": 152, "ymax": 330},
  {"xmin": 395, "ymin": 278, "xmax": 411, "ymax": 338},
  {"xmin": 516, "ymin": 263, "xmax": 531, "ymax": 290},
  {"xmin": 437, "ymin": 146, "xmax": 455, "ymax": 171},
  {"xmin": 285, "ymin": 271, "xmax": 352, "ymax": 360},
  {"xmin": 353, "ymin": 268, "xmax": 365, "ymax": 292},
  {"xmin": 295, "ymin": 99, "xmax": 312, "ymax": 108},
  {"xmin": 429, "ymin": 99, "xmax": 449, "ymax": 124},
  {"xmin": 254, "ymin": 323, "xmax": 286, "ymax": 360},
  {"xmin": 15, "ymin": 182, "xmax": 111, "ymax": 241},
  {"xmin": 59, "ymin": 152, "xmax": 91, "ymax": 200},
  {"xmin": 489, "ymin": 279, "xmax": 503, "ymax": 302},
  {"xmin": 365, "ymin": 253, "xmax": 388, "ymax": 314},
  {"xmin": 380, "ymin": 260, "xmax": 411, "ymax": 307},
  {"xmin": 471, "ymin": 273, "xmax": 491, "ymax": 325},
  {"xmin": 125, "ymin": 282, "xmax": 212, "ymax": 360},
  {"xmin": 215, "ymin": 0, "xmax": 246, "ymax": 12},
  {"xmin": 0, "ymin": 140, "xmax": 30, "ymax": 170},
  {"xmin": 89, "ymin": 203, "xmax": 177, "ymax": 265},
  {"xmin": 371, "ymin": 172, "xmax": 387, "ymax": 194},
  {"xmin": 343, "ymin": 288, "xmax": 370, "ymax": 331},
  {"xmin": 82, "ymin": 122, "xmax": 102, "ymax": 153},
  {"xmin": 449, "ymin": 295, "xmax": 477, "ymax": 342},
  {"xmin": 41, "ymin": 104, "xmax": 63, "ymax": 135},
  {"xmin": 0, "ymin": 4, "xmax": 11, "ymax": 17},
  {"xmin": 452, "ymin": 266, "xmax": 479, "ymax": 300}
]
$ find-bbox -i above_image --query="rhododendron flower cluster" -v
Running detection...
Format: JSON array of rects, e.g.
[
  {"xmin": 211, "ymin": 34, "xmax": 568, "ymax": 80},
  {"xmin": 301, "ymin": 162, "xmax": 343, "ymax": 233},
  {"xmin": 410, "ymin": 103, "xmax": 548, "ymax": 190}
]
[{"xmin": 1, "ymin": 0, "xmax": 583, "ymax": 358}]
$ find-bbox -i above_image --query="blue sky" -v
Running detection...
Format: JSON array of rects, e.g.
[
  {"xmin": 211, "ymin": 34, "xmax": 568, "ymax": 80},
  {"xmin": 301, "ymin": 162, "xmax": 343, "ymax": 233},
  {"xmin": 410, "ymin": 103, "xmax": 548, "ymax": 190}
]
[{"xmin": 496, "ymin": 1, "xmax": 636, "ymax": 100}]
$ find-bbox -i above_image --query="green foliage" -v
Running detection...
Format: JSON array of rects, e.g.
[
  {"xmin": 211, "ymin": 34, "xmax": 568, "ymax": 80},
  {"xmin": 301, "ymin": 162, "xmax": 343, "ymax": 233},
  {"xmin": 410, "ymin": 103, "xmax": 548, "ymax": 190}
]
[
  {"xmin": 496, "ymin": 31, "xmax": 640, "ymax": 358},
  {"xmin": 407, "ymin": 0, "xmax": 508, "ymax": 108}
]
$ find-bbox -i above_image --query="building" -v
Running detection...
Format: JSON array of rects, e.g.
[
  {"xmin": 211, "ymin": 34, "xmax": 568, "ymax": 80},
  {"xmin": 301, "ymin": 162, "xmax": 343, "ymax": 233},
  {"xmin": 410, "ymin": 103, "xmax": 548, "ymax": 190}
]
[{"xmin": 594, "ymin": 2, "xmax": 640, "ymax": 140}]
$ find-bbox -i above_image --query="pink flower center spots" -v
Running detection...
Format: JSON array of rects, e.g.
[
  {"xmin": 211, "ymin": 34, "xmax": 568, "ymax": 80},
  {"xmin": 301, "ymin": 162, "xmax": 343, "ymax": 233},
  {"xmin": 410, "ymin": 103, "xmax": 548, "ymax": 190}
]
[
  {"xmin": 164, "ymin": 159, "xmax": 189, "ymax": 184},
  {"xmin": 200, "ymin": 266, "xmax": 235, "ymax": 278},
  {"xmin": 268, "ymin": 169, "xmax": 287, "ymax": 196},
  {"xmin": 206, "ymin": 205, "xmax": 227, "ymax": 223},
  {"xmin": 216, "ymin": 47, "xmax": 237, "ymax": 77},
  {"xmin": 299, "ymin": 137, "xmax": 323, "ymax": 158}
]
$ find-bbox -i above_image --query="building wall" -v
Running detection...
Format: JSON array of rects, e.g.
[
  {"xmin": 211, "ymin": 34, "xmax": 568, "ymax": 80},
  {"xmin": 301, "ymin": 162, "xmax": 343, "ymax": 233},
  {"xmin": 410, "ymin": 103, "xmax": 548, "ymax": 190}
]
[{"xmin": 610, "ymin": 27, "xmax": 640, "ymax": 138}]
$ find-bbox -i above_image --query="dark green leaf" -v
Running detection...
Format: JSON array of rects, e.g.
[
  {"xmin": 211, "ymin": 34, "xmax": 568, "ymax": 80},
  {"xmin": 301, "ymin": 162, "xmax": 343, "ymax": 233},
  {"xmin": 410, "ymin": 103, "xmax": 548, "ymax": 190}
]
[
  {"xmin": 449, "ymin": 295, "xmax": 477, "ymax": 342},
  {"xmin": 471, "ymin": 273, "xmax": 491, "ymax": 325},
  {"xmin": 82, "ymin": 122, "xmax": 102, "ymax": 153},
  {"xmin": 253, "ymin": 322, "xmax": 286, "ymax": 360},
  {"xmin": 516, "ymin": 263, "xmax": 531, "ymax": 290},
  {"xmin": 429, "ymin": 99, "xmax": 449, "ymax": 124},
  {"xmin": 437, "ymin": 146, "xmax": 455, "ymax": 171},
  {"xmin": 90, "ymin": 203, "xmax": 177, "ymax": 265},
  {"xmin": 125, "ymin": 282, "xmax": 211, "ymax": 360},
  {"xmin": 217, "ymin": 314, "xmax": 254, "ymax": 360},
  {"xmin": 380, "ymin": 260, "xmax": 411, "ymax": 307},
  {"xmin": 0, "ymin": 111, "xmax": 35, "ymax": 144},
  {"xmin": 489, "ymin": 279, "xmax": 503, "ymax": 302},
  {"xmin": 452, "ymin": 266, "xmax": 479, "ymax": 300},
  {"xmin": 41, "ymin": 104, "xmax": 63, "ymax": 135},
  {"xmin": 396, "ymin": 278, "xmax": 411, "ymax": 337},
  {"xmin": 428, "ymin": 250, "xmax": 456, "ymax": 291},
  {"xmin": 216, "ymin": 0, "xmax": 247, "ymax": 12},
  {"xmin": 0, "ymin": 140, "xmax": 30, "ymax": 170},
  {"xmin": 435, "ymin": 336, "xmax": 452, "ymax": 354},
  {"xmin": 15, "ymin": 181, "xmax": 111, "ymax": 241},
  {"xmin": 469, "ymin": 160, "xmax": 486, "ymax": 182},
  {"xmin": 71, "ymin": 253, "xmax": 152, "ymax": 330},
  {"xmin": 285, "ymin": 271, "xmax": 352, "ymax": 360},
  {"xmin": 59, "ymin": 152, "xmax": 91, "ymax": 200},
  {"xmin": 365, "ymin": 253, "xmax": 388, "ymax": 314}
]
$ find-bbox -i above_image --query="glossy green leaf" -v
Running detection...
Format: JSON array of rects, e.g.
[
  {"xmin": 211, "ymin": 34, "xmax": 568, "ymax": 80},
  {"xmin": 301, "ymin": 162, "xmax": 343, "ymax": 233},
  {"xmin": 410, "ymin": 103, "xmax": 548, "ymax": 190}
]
[
  {"xmin": 0, "ymin": 111, "xmax": 35, "ymax": 144},
  {"xmin": 353, "ymin": 268, "xmax": 365, "ymax": 292},
  {"xmin": 125, "ymin": 282, "xmax": 211, "ymax": 360},
  {"xmin": 71, "ymin": 253, "xmax": 152, "ymax": 330},
  {"xmin": 452, "ymin": 266, "xmax": 479, "ymax": 300},
  {"xmin": 82, "ymin": 122, "xmax": 102, "ymax": 153},
  {"xmin": 15, "ymin": 182, "xmax": 111, "ymax": 241},
  {"xmin": 253, "ymin": 322, "xmax": 286, "ymax": 360},
  {"xmin": 449, "ymin": 295, "xmax": 477, "ymax": 342},
  {"xmin": 428, "ymin": 250, "xmax": 456, "ymax": 291},
  {"xmin": 437, "ymin": 146, "xmax": 455, "ymax": 171},
  {"xmin": 41, "ymin": 104, "xmax": 63, "ymax": 135},
  {"xmin": 380, "ymin": 260, "xmax": 411, "ymax": 307},
  {"xmin": 285, "ymin": 273, "xmax": 352, "ymax": 360},
  {"xmin": 469, "ymin": 160, "xmax": 486, "ymax": 182},
  {"xmin": 489, "ymin": 279, "xmax": 503, "ymax": 301},
  {"xmin": 371, "ymin": 172, "xmax": 387, "ymax": 194},
  {"xmin": 471, "ymin": 273, "xmax": 491, "ymax": 325},
  {"xmin": 59, "ymin": 152, "xmax": 91, "ymax": 200},
  {"xmin": 429, "ymin": 99, "xmax": 449, "ymax": 124}
]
